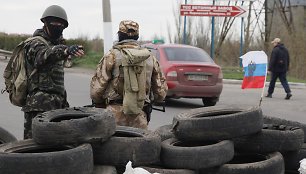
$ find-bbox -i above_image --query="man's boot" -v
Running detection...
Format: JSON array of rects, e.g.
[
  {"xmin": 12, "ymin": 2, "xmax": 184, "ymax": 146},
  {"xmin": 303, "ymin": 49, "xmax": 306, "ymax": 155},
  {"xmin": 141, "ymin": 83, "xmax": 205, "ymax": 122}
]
[
  {"xmin": 285, "ymin": 93, "xmax": 292, "ymax": 100},
  {"xmin": 265, "ymin": 94, "xmax": 272, "ymax": 98}
]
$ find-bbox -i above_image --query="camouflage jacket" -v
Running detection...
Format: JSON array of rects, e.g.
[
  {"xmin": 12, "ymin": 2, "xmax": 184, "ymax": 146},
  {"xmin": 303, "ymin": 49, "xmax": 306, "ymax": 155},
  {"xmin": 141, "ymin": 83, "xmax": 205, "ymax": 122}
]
[
  {"xmin": 22, "ymin": 29, "xmax": 69, "ymax": 112},
  {"xmin": 90, "ymin": 40, "xmax": 168, "ymax": 105}
]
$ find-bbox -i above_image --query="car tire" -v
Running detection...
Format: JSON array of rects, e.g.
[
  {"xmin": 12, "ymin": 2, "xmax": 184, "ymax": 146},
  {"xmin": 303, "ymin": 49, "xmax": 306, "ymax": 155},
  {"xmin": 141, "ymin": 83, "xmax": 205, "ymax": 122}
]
[
  {"xmin": 199, "ymin": 152, "xmax": 284, "ymax": 174},
  {"xmin": 32, "ymin": 107, "xmax": 116, "ymax": 145},
  {"xmin": 92, "ymin": 126, "xmax": 161, "ymax": 167},
  {"xmin": 161, "ymin": 138, "xmax": 234, "ymax": 169},
  {"xmin": 141, "ymin": 165, "xmax": 196, "ymax": 174},
  {"xmin": 202, "ymin": 97, "xmax": 218, "ymax": 107},
  {"xmin": 264, "ymin": 115, "xmax": 306, "ymax": 142},
  {"xmin": 0, "ymin": 139, "xmax": 93, "ymax": 174},
  {"xmin": 173, "ymin": 106, "xmax": 263, "ymax": 141},
  {"xmin": 0, "ymin": 126, "xmax": 17, "ymax": 144},
  {"xmin": 154, "ymin": 124, "xmax": 175, "ymax": 141},
  {"xmin": 234, "ymin": 124, "xmax": 304, "ymax": 153}
]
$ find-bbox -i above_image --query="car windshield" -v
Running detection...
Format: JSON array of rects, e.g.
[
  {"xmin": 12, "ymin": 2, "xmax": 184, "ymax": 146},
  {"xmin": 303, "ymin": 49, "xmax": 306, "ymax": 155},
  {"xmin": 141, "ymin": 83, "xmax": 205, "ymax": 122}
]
[{"xmin": 163, "ymin": 47, "xmax": 213, "ymax": 63}]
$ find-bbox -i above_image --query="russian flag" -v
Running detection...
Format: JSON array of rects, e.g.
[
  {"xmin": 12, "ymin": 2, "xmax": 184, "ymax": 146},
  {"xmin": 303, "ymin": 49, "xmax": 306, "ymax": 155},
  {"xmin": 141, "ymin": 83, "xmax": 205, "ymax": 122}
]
[{"xmin": 240, "ymin": 51, "xmax": 268, "ymax": 89}]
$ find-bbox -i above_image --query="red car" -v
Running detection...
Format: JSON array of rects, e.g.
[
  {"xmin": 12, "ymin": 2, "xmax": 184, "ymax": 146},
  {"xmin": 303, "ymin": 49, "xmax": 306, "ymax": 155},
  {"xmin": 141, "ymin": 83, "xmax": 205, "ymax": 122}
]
[{"xmin": 143, "ymin": 43, "xmax": 223, "ymax": 106}]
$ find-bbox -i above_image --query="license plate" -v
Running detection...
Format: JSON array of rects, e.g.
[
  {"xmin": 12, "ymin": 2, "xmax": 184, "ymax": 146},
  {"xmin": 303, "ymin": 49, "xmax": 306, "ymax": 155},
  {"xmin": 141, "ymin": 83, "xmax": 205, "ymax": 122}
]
[{"xmin": 187, "ymin": 75, "xmax": 208, "ymax": 81}]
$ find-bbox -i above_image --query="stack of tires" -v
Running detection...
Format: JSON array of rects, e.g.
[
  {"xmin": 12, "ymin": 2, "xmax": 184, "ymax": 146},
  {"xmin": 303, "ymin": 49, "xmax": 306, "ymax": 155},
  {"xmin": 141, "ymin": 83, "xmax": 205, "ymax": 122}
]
[
  {"xmin": 1, "ymin": 106, "xmax": 306, "ymax": 174},
  {"xmin": 0, "ymin": 107, "xmax": 162, "ymax": 174},
  {"xmin": 154, "ymin": 106, "xmax": 305, "ymax": 174},
  {"xmin": 263, "ymin": 116, "xmax": 306, "ymax": 174}
]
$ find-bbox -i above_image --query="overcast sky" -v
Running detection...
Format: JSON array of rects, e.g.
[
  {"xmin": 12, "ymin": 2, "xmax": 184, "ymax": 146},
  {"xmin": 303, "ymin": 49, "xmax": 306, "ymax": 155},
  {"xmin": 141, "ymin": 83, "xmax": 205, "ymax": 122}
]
[{"xmin": 0, "ymin": 0, "xmax": 179, "ymax": 41}]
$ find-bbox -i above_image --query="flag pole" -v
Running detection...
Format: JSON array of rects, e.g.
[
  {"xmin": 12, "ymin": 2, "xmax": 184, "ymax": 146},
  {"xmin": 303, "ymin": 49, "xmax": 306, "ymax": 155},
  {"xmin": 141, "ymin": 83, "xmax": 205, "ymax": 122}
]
[{"xmin": 259, "ymin": 63, "xmax": 268, "ymax": 107}]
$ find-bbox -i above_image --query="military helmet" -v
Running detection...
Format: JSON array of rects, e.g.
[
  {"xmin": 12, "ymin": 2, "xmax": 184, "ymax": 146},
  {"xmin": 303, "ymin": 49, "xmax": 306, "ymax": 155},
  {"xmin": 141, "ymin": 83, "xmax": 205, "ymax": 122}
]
[
  {"xmin": 118, "ymin": 20, "xmax": 139, "ymax": 36},
  {"xmin": 41, "ymin": 5, "xmax": 68, "ymax": 28}
]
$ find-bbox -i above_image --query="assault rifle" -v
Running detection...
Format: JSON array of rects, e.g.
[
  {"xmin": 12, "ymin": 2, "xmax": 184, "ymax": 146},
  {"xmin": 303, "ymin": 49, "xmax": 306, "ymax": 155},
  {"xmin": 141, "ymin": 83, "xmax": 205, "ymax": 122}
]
[
  {"xmin": 84, "ymin": 99, "xmax": 166, "ymax": 123},
  {"xmin": 143, "ymin": 100, "xmax": 166, "ymax": 123}
]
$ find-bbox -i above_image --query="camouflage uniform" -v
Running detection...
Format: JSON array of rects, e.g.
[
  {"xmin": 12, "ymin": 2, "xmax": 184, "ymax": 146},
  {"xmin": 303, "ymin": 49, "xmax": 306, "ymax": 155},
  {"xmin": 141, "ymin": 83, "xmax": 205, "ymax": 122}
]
[
  {"xmin": 22, "ymin": 29, "xmax": 69, "ymax": 139},
  {"xmin": 90, "ymin": 20, "xmax": 168, "ymax": 129}
]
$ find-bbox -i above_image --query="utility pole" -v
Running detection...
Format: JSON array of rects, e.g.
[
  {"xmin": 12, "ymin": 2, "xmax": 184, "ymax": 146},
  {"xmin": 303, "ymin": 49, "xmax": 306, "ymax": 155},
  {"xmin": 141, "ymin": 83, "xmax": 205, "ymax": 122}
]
[
  {"xmin": 210, "ymin": 0, "xmax": 216, "ymax": 59},
  {"xmin": 102, "ymin": 0, "xmax": 113, "ymax": 55},
  {"xmin": 183, "ymin": 0, "xmax": 187, "ymax": 44}
]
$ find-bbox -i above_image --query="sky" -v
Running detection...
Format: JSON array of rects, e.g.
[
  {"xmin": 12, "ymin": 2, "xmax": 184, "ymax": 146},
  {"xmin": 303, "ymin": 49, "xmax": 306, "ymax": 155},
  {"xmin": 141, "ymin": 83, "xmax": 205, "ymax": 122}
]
[{"xmin": 0, "ymin": 0, "xmax": 178, "ymax": 41}]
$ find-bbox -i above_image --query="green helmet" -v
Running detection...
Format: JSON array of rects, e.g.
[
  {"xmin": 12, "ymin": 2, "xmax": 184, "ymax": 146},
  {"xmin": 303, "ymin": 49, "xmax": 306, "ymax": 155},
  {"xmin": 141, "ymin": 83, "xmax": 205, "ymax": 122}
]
[{"xmin": 41, "ymin": 5, "xmax": 68, "ymax": 28}]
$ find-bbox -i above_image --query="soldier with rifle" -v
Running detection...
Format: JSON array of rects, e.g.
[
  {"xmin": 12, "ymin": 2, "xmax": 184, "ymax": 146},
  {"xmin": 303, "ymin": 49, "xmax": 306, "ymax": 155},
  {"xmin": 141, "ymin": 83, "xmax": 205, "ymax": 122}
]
[{"xmin": 90, "ymin": 20, "xmax": 168, "ymax": 129}]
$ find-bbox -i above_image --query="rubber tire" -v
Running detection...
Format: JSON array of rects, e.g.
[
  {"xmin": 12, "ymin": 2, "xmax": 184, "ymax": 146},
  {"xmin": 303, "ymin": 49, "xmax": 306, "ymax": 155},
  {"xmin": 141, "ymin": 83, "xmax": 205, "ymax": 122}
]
[
  {"xmin": 32, "ymin": 107, "xmax": 116, "ymax": 145},
  {"xmin": 92, "ymin": 126, "xmax": 161, "ymax": 167},
  {"xmin": 173, "ymin": 106, "xmax": 263, "ymax": 141},
  {"xmin": 161, "ymin": 138, "xmax": 234, "ymax": 169},
  {"xmin": 199, "ymin": 152, "xmax": 285, "ymax": 174},
  {"xmin": 234, "ymin": 124, "xmax": 304, "ymax": 153},
  {"xmin": 202, "ymin": 97, "xmax": 218, "ymax": 107},
  {"xmin": 282, "ymin": 143, "xmax": 306, "ymax": 171},
  {"xmin": 141, "ymin": 165, "xmax": 196, "ymax": 174},
  {"xmin": 154, "ymin": 124, "xmax": 175, "ymax": 141},
  {"xmin": 264, "ymin": 115, "xmax": 306, "ymax": 142},
  {"xmin": 0, "ymin": 126, "xmax": 17, "ymax": 144},
  {"xmin": 0, "ymin": 139, "xmax": 93, "ymax": 174}
]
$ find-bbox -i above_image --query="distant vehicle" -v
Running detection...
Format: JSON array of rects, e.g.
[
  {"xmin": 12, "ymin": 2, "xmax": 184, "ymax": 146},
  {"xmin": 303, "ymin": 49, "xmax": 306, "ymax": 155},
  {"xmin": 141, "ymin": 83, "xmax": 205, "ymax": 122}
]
[{"xmin": 143, "ymin": 43, "xmax": 223, "ymax": 106}]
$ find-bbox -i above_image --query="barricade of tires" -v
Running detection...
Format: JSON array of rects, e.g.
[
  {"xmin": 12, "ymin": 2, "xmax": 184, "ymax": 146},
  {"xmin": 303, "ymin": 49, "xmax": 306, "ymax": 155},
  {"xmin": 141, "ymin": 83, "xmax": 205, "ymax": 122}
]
[
  {"xmin": 154, "ymin": 106, "xmax": 305, "ymax": 174},
  {"xmin": 0, "ymin": 106, "xmax": 305, "ymax": 174},
  {"xmin": 0, "ymin": 107, "xmax": 119, "ymax": 174}
]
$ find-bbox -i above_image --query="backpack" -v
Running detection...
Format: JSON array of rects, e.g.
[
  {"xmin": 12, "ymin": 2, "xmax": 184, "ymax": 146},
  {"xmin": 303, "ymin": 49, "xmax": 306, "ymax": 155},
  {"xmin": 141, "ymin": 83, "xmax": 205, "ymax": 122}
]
[
  {"xmin": 114, "ymin": 46, "xmax": 151, "ymax": 115},
  {"xmin": 2, "ymin": 36, "xmax": 48, "ymax": 107}
]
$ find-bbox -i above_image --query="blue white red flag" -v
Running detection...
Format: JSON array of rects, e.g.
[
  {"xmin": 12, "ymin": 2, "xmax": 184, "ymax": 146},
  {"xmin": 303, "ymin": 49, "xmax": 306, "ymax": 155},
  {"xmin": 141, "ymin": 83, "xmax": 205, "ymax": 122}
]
[{"xmin": 240, "ymin": 51, "xmax": 268, "ymax": 89}]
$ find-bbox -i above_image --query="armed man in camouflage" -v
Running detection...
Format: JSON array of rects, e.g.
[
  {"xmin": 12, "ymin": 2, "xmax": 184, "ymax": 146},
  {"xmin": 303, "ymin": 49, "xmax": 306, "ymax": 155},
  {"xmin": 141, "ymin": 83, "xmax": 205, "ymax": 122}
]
[
  {"xmin": 22, "ymin": 5, "xmax": 84, "ymax": 139},
  {"xmin": 90, "ymin": 20, "xmax": 168, "ymax": 129}
]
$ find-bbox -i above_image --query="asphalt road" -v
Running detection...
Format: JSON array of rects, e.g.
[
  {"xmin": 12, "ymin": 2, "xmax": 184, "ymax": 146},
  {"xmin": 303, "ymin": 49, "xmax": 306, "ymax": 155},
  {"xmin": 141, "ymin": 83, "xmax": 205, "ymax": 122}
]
[{"xmin": 0, "ymin": 60, "xmax": 305, "ymax": 140}]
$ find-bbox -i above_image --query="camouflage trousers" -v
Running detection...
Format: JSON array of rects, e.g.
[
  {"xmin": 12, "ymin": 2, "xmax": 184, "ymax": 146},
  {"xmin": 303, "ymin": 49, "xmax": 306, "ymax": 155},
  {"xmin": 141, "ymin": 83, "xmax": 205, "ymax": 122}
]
[
  {"xmin": 106, "ymin": 104, "xmax": 148, "ymax": 129},
  {"xmin": 24, "ymin": 111, "xmax": 43, "ymax": 139}
]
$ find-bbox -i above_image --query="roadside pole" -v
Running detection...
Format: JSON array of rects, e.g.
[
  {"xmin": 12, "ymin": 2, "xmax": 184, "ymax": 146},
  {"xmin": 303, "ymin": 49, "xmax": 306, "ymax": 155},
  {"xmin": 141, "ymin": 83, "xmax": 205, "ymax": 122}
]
[
  {"xmin": 183, "ymin": 0, "xmax": 187, "ymax": 44},
  {"xmin": 211, "ymin": 0, "xmax": 216, "ymax": 59},
  {"xmin": 102, "ymin": 0, "xmax": 113, "ymax": 55}
]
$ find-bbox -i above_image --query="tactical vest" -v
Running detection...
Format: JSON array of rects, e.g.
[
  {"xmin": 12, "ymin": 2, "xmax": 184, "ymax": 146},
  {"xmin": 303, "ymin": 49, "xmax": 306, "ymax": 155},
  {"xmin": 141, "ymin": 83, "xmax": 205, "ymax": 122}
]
[{"xmin": 26, "ymin": 45, "xmax": 65, "ymax": 96}]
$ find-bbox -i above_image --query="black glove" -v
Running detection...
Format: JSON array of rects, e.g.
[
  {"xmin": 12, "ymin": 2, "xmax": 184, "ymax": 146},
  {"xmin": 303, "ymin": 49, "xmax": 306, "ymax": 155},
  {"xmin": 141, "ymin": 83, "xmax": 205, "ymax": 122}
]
[{"xmin": 66, "ymin": 45, "xmax": 83, "ymax": 56}]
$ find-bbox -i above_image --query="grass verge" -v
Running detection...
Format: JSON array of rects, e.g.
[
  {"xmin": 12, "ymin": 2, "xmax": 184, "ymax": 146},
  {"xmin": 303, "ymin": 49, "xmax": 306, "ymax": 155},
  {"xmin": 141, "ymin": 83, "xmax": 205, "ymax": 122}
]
[{"xmin": 72, "ymin": 51, "xmax": 103, "ymax": 69}]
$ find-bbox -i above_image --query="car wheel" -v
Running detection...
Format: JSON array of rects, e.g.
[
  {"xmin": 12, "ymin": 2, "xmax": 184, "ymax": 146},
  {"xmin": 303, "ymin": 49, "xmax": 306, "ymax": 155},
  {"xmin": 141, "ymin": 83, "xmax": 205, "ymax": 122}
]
[
  {"xmin": 0, "ymin": 139, "xmax": 93, "ymax": 174},
  {"xmin": 202, "ymin": 97, "xmax": 218, "ymax": 107}
]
